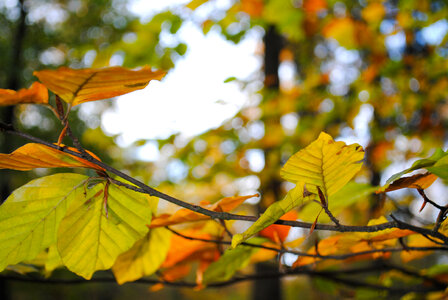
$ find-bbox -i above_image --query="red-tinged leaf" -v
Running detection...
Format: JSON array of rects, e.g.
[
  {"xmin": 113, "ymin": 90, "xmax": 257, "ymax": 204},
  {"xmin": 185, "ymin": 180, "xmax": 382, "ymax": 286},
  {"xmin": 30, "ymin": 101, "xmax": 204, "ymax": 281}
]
[
  {"xmin": 376, "ymin": 172, "xmax": 438, "ymax": 193},
  {"xmin": 34, "ymin": 66, "xmax": 166, "ymax": 106},
  {"xmin": 0, "ymin": 143, "xmax": 105, "ymax": 171},
  {"xmin": 0, "ymin": 82, "xmax": 48, "ymax": 106},
  {"xmin": 150, "ymin": 194, "xmax": 257, "ymax": 228},
  {"xmin": 317, "ymin": 186, "xmax": 327, "ymax": 207},
  {"xmin": 310, "ymin": 209, "xmax": 323, "ymax": 235}
]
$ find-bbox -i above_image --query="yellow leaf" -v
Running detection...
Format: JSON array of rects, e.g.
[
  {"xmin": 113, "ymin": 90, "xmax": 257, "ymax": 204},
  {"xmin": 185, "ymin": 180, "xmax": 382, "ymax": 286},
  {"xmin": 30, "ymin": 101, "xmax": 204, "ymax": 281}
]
[
  {"xmin": 0, "ymin": 143, "xmax": 105, "ymax": 171},
  {"xmin": 323, "ymin": 18, "xmax": 357, "ymax": 49},
  {"xmin": 0, "ymin": 82, "xmax": 48, "ymax": 106},
  {"xmin": 0, "ymin": 173, "xmax": 88, "ymax": 271},
  {"xmin": 34, "ymin": 66, "xmax": 166, "ymax": 106},
  {"xmin": 186, "ymin": 0, "xmax": 209, "ymax": 10},
  {"xmin": 150, "ymin": 194, "xmax": 257, "ymax": 228},
  {"xmin": 57, "ymin": 182, "xmax": 153, "ymax": 279},
  {"xmin": 113, "ymin": 227, "xmax": 171, "ymax": 284},
  {"xmin": 362, "ymin": 2, "xmax": 385, "ymax": 25},
  {"xmin": 280, "ymin": 132, "xmax": 364, "ymax": 198},
  {"xmin": 44, "ymin": 243, "xmax": 63, "ymax": 277}
]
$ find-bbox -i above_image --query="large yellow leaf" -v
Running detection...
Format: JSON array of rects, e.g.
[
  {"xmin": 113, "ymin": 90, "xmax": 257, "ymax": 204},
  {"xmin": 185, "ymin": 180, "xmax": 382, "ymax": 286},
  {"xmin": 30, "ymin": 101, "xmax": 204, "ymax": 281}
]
[
  {"xmin": 0, "ymin": 173, "xmax": 88, "ymax": 271},
  {"xmin": 0, "ymin": 143, "xmax": 105, "ymax": 172},
  {"xmin": 280, "ymin": 132, "xmax": 364, "ymax": 198},
  {"xmin": 150, "ymin": 194, "xmax": 257, "ymax": 228},
  {"xmin": 0, "ymin": 82, "xmax": 48, "ymax": 105},
  {"xmin": 34, "ymin": 66, "xmax": 166, "ymax": 106},
  {"xmin": 112, "ymin": 227, "xmax": 171, "ymax": 284},
  {"xmin": 57, "ymin": 182, "xmax": 154, "ymax": 279}
]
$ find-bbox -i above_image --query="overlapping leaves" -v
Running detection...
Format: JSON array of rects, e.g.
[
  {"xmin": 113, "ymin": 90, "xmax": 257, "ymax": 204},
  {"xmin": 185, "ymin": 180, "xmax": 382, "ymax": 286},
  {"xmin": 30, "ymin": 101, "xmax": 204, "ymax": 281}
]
[{"xmin": 232, "ymin": 132, "xmax": 364, "ymax": 247}]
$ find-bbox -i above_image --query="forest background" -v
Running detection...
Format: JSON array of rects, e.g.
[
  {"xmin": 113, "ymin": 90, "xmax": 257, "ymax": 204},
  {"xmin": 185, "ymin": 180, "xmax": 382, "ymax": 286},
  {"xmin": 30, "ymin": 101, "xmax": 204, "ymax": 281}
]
[{"xmin": 1, "ymin": 0, "xmax": 448, "ymax": 299}]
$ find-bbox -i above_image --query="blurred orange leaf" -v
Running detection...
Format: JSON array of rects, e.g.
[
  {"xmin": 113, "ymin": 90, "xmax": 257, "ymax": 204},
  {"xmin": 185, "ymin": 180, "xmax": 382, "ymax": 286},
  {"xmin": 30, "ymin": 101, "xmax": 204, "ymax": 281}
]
[
  {"xmin": 0, "ymin": 143, "xmax": 105, "ymax": 171},
  {"xmin": 150, "ymin": 194, "xmax": 257, "ymax": 228},
  {"xmin": 34, "ymin": 66, "xmax": 165, "ymax": 106},
  {"xmin": 240, "ymin": 0, "xmax": 264, "ymax": 17},
  {"xmin": 303, "ymin": 0, "xmax": 327, "ymax": 15},
  {"xmin": 0, "ymin": 82, "xmax": 48, "ymax": 106},
  {"xmin": 259, "ymin": 210, "xmax": 298, "ymax": 243},
  {"xmin": 323, "ymin": 17, "xmax": 356, "ymax": 48},
  {"xmin": 376, "ymin": 172, "xmax": 438, "ymax": 193}
]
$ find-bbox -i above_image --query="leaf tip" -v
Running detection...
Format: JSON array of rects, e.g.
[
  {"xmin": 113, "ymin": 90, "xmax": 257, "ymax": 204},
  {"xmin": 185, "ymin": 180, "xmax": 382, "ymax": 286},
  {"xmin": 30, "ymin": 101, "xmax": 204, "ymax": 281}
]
[{"xmin": 231, "ymin": 234, "xmax": 244, "ymax": 249}]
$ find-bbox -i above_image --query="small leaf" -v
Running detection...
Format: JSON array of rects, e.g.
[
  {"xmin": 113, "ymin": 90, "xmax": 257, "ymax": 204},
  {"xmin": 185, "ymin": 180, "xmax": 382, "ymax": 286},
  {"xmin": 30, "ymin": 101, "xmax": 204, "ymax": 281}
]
[
  {"xmin": 57, "ymin": 182, "xmax": 153, "ymax": 279},
  {"xmin": 0, "ymin": 173, "xmax": 88, "ymax": 271},
  {"xmin": 203, "ymin": 237, "xmax": 265, "ymax": 285},
  {"xmin": 224, "ymin": 76, "xmax": 237, "ymax": 83},
  {"xmin": 377, "ymin": 172, "xmax": 438, "ymax": 193},
  {"xmin": 0, "ymin": 82, "xmax": 48, "ymax": 106},
  {"xmin": 0, "ymin": 143, "xmax": 105, "ymax": 171},
  {"xmin": 34, "ymin": 66, "xmax": 166, "ymax": 106},
  {"xmin": 280, "ymin": 132, "xmax": 364, "ymax": 198},
  {"xmin": 232, "ymin": 184, "xmax": 308, "ymax": 248},
  {"xmin": 113, "ymin": 227, "xmax": 171, "ymax": 284},
  {"xmin": 150, "ymin": 194, "xmax": 257, "ymax": 228},
  {"xmin": 385, "ymin": 149, "xmax": 447, "ymax": 184},
  {"xmin": 186, "ymin": 0, "xmax": 209, "ymax": 10}
]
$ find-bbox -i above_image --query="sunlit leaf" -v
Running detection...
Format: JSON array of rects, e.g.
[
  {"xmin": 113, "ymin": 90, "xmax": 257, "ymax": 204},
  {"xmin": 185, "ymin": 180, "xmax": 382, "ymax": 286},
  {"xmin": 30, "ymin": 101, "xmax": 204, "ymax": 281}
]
[
  {"xmin": 280, "ymin": 132, "xmax": 364, "ymax": 197},
  {"xmin": 377, "ymin": 172, "xmax": 438, "ymax": 193},
  {"xmin": 385, "ymin": 149, "xmax": 448, "ymax": 184},
  {"xmin": 57, "ymin": 182, "xmax": 153, "ymax": 279},
  {"xmin": 0, "ymin": 143, "xmax": 105, "ymax": 171},
  {"xmin": 150, "ymin": 194, "xmax": 257, "ymax": 228},
  {"xmin": 34, "ymin": 66, "xmax": 166, "ymax": 106},
  {"xmin": 323, "ymin": 18, "xmax": 357, "ymax": 48},
  {"xmin": 113, "ymin": 227, "xmax": 171, "ymax": 284},
  {"xmin": 44, "ymin": 243, "xmax": 63, "ymax": 277},
  {"xmin": 259, "ymin": 210, "xmax": 298, "ymax": 243},
  {"xmin": 231, "ymin": 183, "xmax": 309, "ymax": 248},
  {"xmin": 0, "ymin": 173, "xmax": 88, "ymax": 271},
  {"xmin": 203, "ymin": 237, "xmax": 265, "ymax": 285},
  {"xmin": 186, "ymin": 0, "xmax": 209, "ymax": 10},
  {"xmin": 0, "ymin": 82, "xmax": 48, "ymax": 106}
]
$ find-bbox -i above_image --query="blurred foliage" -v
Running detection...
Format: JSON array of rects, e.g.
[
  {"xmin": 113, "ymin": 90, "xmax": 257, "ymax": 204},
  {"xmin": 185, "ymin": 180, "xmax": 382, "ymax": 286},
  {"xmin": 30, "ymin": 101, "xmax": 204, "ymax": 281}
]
[{"xmin": 1, "ymin": 0, "xmax": 448, "ymax": 299}]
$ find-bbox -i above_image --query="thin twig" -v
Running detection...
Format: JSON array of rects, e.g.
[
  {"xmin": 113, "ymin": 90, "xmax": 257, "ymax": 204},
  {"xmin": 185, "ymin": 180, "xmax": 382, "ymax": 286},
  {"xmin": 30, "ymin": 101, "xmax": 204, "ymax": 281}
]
[{"xmin": 2, "ymin": 122, "xmax": 448, "ymax": 244}]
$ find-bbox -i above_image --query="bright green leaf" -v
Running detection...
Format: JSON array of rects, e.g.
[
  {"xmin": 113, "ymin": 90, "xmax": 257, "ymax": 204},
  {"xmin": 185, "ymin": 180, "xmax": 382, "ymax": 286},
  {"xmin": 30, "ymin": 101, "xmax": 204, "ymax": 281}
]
[
  {"xmin": 203, "ymin": 237, "xmax": 265, "ymax": 285},
  {"xmin": 57, "ymin": 182, "xmax": 153, "ymax": 279},
  {"xmin": 280, "ymin": 132, "xmax": 364, "ymax": 198},
  {"xmin": 0, "ymin": 173, "xmax": 88, "ymax": 271},
  {"xmin": 112, "ymin": 227, "xmax": 172, "ymax": 284}
]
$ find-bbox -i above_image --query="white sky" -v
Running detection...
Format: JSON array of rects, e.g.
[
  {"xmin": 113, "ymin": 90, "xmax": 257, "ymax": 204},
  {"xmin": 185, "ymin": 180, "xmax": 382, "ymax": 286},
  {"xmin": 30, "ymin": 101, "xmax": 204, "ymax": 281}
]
[{"xmin": 101, "ymin": 0, "xmax": 261, "ymax": 145}]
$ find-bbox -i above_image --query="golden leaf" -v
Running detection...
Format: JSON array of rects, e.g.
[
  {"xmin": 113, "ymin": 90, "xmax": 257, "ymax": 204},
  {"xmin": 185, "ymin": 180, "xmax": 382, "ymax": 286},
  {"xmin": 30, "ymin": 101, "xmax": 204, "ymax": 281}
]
[{"xmin": 0, "ymin": 82, "xmax": 48, "ymax": 106}]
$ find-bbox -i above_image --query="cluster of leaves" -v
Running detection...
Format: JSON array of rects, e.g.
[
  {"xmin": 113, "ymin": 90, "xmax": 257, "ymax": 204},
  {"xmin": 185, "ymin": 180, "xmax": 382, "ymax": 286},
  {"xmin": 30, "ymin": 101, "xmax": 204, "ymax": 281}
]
[{"xmin": 1, "ymin": 64, "xmax": 448, "ymax": 298}]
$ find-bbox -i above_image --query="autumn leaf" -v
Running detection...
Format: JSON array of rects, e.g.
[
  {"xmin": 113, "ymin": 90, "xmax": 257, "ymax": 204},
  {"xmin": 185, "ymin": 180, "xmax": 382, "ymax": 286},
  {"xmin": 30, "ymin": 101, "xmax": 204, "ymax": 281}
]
[
  {"xmin": 323, "ymin": 18, "xmax": 357, "ymax": 48},
  {"xmin": 0, "ymin": 173, "xmax": 88, "ymax": 271},
  {"xmin": 232, "ymin": 183, "xmax": 309, "ymax": 248},
  {"xmin": 384, "ymin": 149, "xmax": 448, "ymax": 184},
  {"xmin": 44, "ymin": 243, "xmax": 63, "ymax": 277},
  {"xmin": 57, "ymin": 182, "xmax": 154, "ymax": 279},
  {"xmin": 376, "ymin": 172, "xmax": 438, "ymax": 193},
  {"xmin": 150, "ymin": 194, "xmax": 257, "ymax": 228},
  {"xmin": 34, "ymin": 66, "xmax": 166, "ymax": 106},
  {"xmin": 0, "ymin": 82, "xmax": 48, "ymax": 106},
  {"xmin": 202, "ymin": 237, "xmax": 265, "ymax": 285},
  {"xmin": 113, "ymin": 227, "xmax": 172, "ymax": 284},
  {"xmin": 259, "ymin": 210, "xmax": 298, "ymax": 244},
  {"xmin": 280, "ymin": 132, "xmax": 364, "ymax": 198},
  {"xmin": 0, "ymin": 143, "xmax": 105, "ymax": 172}
]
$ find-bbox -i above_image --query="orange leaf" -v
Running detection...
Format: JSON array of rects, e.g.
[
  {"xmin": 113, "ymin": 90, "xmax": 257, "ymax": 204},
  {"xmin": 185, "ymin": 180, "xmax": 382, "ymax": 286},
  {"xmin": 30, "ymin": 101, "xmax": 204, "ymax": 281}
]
[
  {"xmin": 0, "ymin": 82, "xmax": 48, "ymax": 106},
  {"xmin": 161, "ymin": 229, "xmax": 219, "ymax": 279},
  {"xmin": 34, "ymin": 66, "xmax": 166, "ymax": 106},
  {"xmin": 303, "ymin": 0, "xmax": 327, "ymax": 15},
  {"xmin": 150, "ymin": 194, "xmax": 257, "ymax": 228},
  {"xmin": 0, "ymin": 143, "xmax": 105, "ymax": 171},
  {"xmin": 376, "ymin": 172, "xmax": 438, "ymax": 193},
  {"xmin": 259, "ymin": 210, "xmax": 298, "ymax": 243}
]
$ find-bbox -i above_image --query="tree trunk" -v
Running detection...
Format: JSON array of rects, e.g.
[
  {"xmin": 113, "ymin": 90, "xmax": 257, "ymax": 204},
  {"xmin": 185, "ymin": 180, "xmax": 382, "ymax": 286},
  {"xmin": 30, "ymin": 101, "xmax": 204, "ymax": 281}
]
[{"xmin": 252, "ymin": 25, "xmax": 283, "ymax": 300}]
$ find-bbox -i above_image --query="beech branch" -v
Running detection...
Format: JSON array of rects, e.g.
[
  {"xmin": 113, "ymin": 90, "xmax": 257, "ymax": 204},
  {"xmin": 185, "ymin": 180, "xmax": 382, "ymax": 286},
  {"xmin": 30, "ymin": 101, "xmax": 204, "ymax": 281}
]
[{"xmin": 1, "ymin": 121, "xmax": 448, "ymax": 244}]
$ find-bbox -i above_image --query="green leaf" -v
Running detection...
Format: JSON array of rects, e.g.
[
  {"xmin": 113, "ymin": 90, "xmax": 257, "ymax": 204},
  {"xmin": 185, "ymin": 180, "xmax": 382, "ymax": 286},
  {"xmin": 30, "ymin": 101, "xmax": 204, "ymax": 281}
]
[
  {"xmin": 57, "ymin": 182, "xmax": 153, "ymax": 279},
  {"xmin": 0, "ymin": 173, "xmax": 88, "ymax": 271},
  {"xmin": 203, "ymin": 237, "xmax": 265, "ymax": 285},
  {"xmin": 427, "ymin": 155, "xmax": 448, "ymax": 180},
  {"xmin": 112, "ymin": 227, "xmax": 172, "ymax": 284},
  {"xmin": 385, "ymin": 148, "xmax": 447, "ymax": 184},
  {"xmin": 280, "ymin": 132, "xmax": 364, "ymax": 198},
  {"xmin": 231, "ymin": 183, "xmax": 309, "ymax": 248}
]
